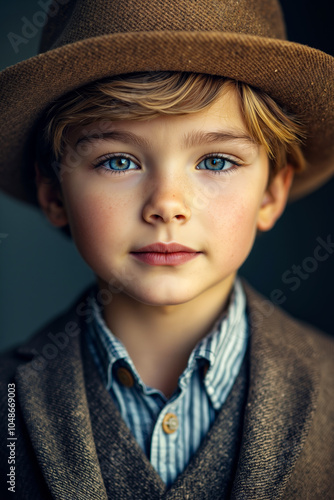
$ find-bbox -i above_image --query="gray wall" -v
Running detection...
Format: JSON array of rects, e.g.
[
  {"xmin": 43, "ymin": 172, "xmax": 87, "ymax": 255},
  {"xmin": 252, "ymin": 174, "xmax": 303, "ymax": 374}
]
[
  {"xmin": 0, "ymin": 1, "xmax": 94, "ymax": 352},
  {"xmin": 1, "ymin": 0, "xmax": 333, "ymax": 352}
]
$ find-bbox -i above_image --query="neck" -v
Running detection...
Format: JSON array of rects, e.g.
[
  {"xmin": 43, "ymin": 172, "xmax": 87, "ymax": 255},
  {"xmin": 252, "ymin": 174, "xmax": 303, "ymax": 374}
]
[{"xmin": 98, "ymin": 275, "xmax": 235, "ymax": 396}]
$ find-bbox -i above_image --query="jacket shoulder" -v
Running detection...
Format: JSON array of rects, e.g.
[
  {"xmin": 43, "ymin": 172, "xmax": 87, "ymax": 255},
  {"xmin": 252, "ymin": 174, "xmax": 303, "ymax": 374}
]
[
  {"xmin": 242, "ymin": 279, "xmax": 334, "ymax": 364},
  {"xmin": 243, "ymin": 280, "xmax": 334, "ymax": 497}
]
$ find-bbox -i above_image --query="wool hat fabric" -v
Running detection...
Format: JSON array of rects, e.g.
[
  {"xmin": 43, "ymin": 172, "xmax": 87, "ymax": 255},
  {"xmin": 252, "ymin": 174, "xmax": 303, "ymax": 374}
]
[{"xmin": 0, "ymin": 0, "xmax": 333, "ymax": 205}]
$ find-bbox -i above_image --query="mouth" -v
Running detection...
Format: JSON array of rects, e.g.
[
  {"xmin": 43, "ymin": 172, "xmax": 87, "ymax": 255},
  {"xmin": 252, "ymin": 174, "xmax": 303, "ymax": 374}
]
[{"xmin": 130, "ymin": 242, "xmax": 201, "ymax": 266}]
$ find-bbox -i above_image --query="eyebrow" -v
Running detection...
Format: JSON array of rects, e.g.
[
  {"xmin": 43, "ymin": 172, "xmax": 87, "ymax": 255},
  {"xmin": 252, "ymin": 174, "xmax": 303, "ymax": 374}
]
[
  {"xmin": 75, "ymin": 128, "xmax": 257, "ymax": 150},
  {"xmin": 75, "ymin": 131, "xmax": 151, "ymax": 149},
  {"xmin": 182, "ymin": 130, "xmax": 257, "ymax": 149}
]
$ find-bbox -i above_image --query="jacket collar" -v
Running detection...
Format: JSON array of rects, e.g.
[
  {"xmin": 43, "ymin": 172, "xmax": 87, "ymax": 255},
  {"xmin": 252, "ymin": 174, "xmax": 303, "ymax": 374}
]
[{"xmin": 14, "ymin": 283, "xmax": 320, "ymax": 498}]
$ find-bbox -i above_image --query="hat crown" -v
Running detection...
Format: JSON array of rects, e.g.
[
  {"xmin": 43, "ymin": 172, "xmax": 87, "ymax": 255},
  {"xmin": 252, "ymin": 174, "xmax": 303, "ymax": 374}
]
[{"xmin": 40, "ymin": 0, "xmax": 286, "ymax": 53}]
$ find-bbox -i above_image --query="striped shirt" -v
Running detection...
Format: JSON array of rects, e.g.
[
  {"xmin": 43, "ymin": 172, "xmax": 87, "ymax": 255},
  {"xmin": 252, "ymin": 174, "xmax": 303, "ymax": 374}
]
[{"xmin": 85, "ymin": 277, "xmax": 248, "ymax": 487}]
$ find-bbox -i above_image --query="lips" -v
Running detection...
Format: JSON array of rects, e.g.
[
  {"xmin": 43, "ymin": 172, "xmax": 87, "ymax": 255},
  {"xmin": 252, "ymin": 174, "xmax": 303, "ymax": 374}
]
[
  {"xmin": 133, "ymin": 242, "xmax": 198, "ymax": 253},
  {"xmin": 131, "ymin": 242, "xmax": 201, "ymax": 266}
]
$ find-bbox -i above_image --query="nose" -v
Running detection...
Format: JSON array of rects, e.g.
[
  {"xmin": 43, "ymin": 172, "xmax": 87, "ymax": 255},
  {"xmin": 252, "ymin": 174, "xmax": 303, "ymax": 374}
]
[{"xmin": 142, "ymin": 175, "xmax": 191, "ymax": 225}]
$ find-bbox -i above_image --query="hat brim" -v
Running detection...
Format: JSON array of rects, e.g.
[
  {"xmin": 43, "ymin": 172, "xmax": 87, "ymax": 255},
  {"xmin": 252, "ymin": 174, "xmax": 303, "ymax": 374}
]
[{"xmin": 0, "ymin": 31, "xmax": 333, "ymax": 204}]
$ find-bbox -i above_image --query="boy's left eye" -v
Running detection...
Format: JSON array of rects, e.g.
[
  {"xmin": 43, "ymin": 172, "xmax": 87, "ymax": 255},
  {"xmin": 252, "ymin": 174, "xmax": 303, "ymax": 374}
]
[{"xmin": 196, "ymin": 156, "xmax": 239, "ymax": 172}]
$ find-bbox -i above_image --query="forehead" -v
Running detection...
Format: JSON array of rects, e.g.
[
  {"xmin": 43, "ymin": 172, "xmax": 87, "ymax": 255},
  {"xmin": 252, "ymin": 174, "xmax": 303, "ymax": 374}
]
[{"xmin": 69, "ymin": 87, "xmax": 253, "ymax": 148}]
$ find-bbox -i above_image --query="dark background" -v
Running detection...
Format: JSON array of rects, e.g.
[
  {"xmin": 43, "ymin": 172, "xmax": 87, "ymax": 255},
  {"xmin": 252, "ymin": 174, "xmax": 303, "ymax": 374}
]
[{"xmin": 0, "ymin": 0, "xmax": 333, "ymax": 351}]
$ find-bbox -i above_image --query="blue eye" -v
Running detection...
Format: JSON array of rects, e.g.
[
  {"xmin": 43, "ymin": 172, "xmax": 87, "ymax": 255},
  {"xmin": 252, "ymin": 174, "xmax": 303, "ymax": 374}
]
[
  {"xmin": 105, "ymin": 156, "xmax": 137, "ymax": 171},
  {"xmin": 94, "ymin": 155, "xmax": 138, "ymax": 172},
  {"xmin": 197, "ymin": 156, "xmax": 238, "ymax": 172}
]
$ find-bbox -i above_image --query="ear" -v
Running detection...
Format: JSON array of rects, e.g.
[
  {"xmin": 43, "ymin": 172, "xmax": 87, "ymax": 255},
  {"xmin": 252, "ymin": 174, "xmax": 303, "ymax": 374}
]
[
  {"xmin": 35, "ymin": 164, "xmax": 68, "ymax": 227},
  {"xmin": 257, "ymin": 165, "xmax": 294, "ymax": 232}
]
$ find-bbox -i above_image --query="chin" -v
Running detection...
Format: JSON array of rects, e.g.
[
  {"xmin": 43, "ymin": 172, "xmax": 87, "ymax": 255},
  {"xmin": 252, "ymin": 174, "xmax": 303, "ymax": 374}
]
[{"xmin": 129, "ymin": 289, "xmax": 197, "ymax": 308}]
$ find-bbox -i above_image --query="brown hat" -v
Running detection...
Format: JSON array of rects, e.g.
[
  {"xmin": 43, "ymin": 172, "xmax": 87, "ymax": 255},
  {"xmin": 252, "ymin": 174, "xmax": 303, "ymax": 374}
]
[{"xmin": 0, "ymin": 0, "xmax": 333, "ymax": 205}]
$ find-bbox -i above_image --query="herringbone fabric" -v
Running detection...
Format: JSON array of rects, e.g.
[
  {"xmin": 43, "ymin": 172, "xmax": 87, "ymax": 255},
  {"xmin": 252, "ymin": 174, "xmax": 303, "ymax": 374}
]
[{"xmin": 0, "ymin": 283, "xmax": 333, "ymax": 498}]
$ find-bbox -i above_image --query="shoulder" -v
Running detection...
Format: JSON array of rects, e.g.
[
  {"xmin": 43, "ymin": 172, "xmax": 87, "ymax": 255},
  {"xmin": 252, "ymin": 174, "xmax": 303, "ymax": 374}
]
[
  {"xmin": 243, "ymin": 279, "xmax": 334, "ymax": 451},
  {"xmin": 242, "ymin": 280, "xmax": 334, "ymax": 495},
  {"xmin": 242, "ymin": 279, "xmax": 334, "ymax": 364},
  {"xmin": 242, "ymin": 278, "xmax": 334, "ymax": 427}
]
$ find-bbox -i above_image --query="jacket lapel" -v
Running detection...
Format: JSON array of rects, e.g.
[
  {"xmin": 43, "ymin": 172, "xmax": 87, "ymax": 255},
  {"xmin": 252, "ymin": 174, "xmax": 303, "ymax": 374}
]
[
  {"xmin": 231, "ymin": 283, "xmax": 321, "ymax": 499},
  {"xmin": 14, "ymin": 310, "xmax": 108, "ymax": 500},
  {"xmin": 81, "ymin": 338, "xmax": 166, "ymax": 499}
]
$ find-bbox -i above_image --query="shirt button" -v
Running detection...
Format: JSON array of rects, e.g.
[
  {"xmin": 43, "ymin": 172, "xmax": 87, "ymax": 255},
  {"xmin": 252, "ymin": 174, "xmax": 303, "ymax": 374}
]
[
  {"xmin": 116, "ymin": 367, "xmax": 134, "ymax": 388},
  {"xmin": 162, "ymin": 413, "xmax": 179, "ymax": 434}
]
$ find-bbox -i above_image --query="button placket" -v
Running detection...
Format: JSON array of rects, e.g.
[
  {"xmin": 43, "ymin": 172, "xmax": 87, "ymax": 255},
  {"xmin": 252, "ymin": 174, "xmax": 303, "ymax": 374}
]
[{"xmin": 150, "ymin": 402, "xmax": 180, "ymax": 475}]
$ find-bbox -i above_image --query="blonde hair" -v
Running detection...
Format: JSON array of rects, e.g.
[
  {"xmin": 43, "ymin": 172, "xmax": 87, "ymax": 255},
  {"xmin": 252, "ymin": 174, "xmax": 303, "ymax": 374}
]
[{"xmin": 37, "ymin": 72, "xmax": 306, "ymax": 181}]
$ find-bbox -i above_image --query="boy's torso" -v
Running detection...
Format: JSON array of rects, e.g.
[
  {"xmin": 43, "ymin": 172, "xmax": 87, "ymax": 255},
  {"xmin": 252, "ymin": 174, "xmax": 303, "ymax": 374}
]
[{"xmin": 0, "ymin": 282, "xmax": 333, "ymax": 499}]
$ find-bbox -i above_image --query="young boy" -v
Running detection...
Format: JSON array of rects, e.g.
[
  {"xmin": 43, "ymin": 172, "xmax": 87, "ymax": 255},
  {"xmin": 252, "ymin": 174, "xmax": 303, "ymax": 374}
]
[{"xmin": 0, "ymin": 0, "xmax": 333, "ymax": 498}]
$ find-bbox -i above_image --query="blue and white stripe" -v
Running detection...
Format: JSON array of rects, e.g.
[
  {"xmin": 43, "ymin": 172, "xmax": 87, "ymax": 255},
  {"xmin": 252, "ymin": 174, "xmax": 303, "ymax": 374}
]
[{"xmin": 86, "ymin": 277, "xmax": 248, "ymax": 487}]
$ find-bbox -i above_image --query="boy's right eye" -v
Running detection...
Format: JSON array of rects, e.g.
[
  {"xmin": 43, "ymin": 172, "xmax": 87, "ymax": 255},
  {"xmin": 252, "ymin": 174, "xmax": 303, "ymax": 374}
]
[{"xmin": 93, "ymin": 154, "xmax": 139, "ymax": 173}]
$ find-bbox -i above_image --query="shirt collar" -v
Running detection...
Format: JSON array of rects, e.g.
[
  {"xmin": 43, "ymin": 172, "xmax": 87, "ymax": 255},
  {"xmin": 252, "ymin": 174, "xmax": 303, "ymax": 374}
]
[
  {"xmin": 176, "ymin": 278, "xmax": 248, "ymax": 408},
  {"xmin": 86, "ymin": 277, "xmax": 248, "ymax": 407}
]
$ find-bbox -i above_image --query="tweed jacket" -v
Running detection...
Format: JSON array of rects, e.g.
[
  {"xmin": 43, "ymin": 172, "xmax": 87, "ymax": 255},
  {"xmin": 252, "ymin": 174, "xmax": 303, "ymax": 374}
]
[{"xmin": 0, "ymin": 283, "xmax": 333, "ymax": 499}]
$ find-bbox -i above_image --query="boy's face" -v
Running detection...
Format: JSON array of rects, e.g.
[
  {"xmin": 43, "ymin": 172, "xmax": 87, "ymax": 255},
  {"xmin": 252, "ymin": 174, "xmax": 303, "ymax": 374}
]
[{"xmin": 38, "ymin": 88, "xmax": 292, "ymax": 308}]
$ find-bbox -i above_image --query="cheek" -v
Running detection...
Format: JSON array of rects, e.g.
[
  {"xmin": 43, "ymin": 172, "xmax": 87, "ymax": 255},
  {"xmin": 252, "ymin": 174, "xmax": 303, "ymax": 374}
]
[
  {"xmin": 206, "ymin": 189, "xmax": 261, "ymax": 264},
  {"xmin": 62, "ymin": 179, "xmax": 131, "ymax": 257}
]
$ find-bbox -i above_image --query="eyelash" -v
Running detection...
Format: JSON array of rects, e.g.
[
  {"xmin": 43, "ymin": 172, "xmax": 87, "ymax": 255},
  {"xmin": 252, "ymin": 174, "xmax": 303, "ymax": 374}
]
[
  {"xmin": 92, "ymin": 153, "xmax": 242, "ymax": 175},
  {"xmin": 92, "ymin": 153, "xmax": 140, "ymax": 175},
  {"xmin": 196, "ymin": 154, "xmax": 241, "ymax": 175}
]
